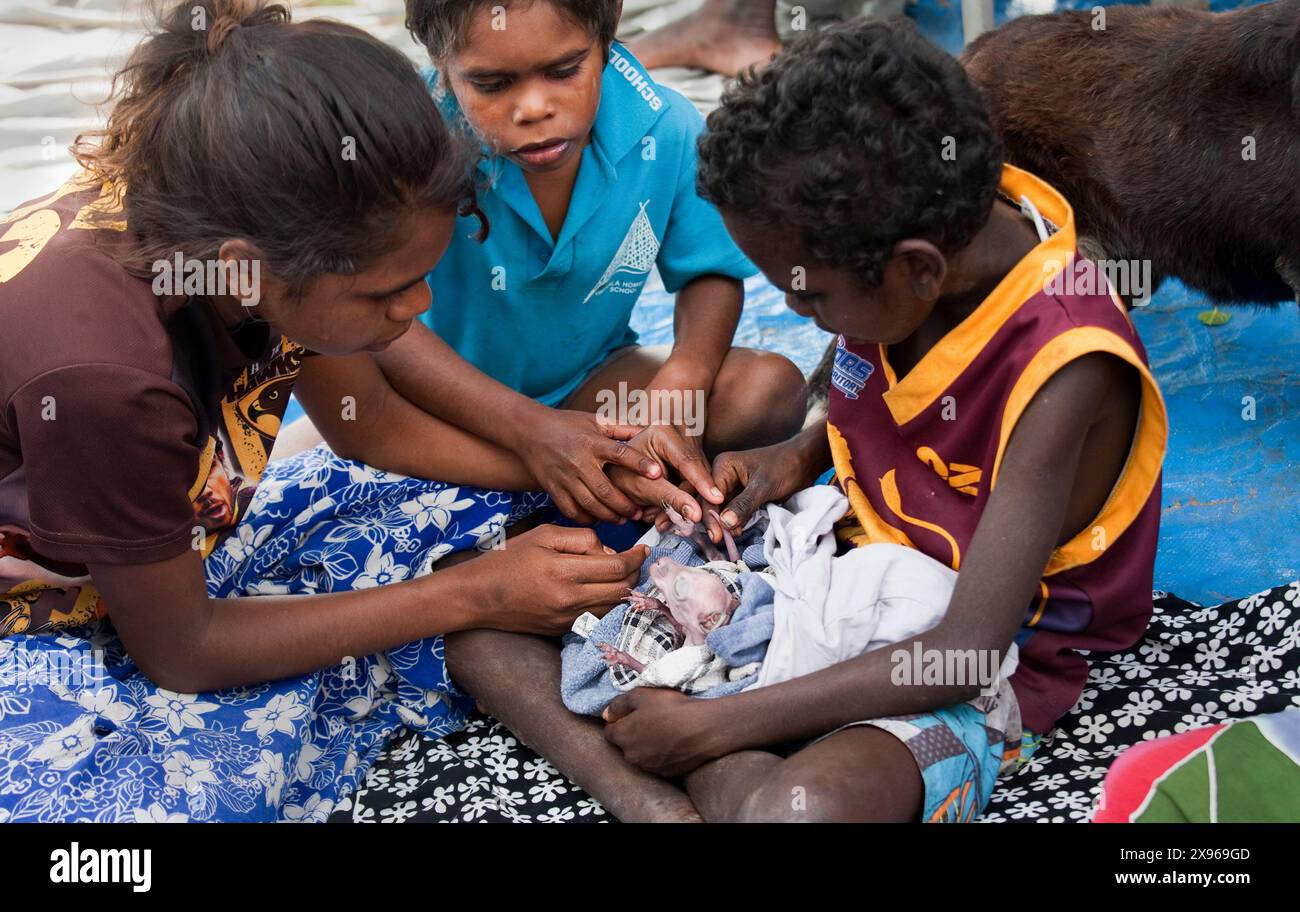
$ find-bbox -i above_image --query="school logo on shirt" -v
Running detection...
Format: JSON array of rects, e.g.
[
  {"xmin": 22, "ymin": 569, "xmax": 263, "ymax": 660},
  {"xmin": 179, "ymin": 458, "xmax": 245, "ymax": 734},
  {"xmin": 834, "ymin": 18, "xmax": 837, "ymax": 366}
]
[
  {"xmin": 608, "ymin": 47, "xmax": 663, "ymax": 111},
  {"xmin": 830, "ymin": 336, "xmax": 873, "ymax": 400},
  {"xmin": 583, "ymin": 200, "xmax": 660, "ymax": 304}
]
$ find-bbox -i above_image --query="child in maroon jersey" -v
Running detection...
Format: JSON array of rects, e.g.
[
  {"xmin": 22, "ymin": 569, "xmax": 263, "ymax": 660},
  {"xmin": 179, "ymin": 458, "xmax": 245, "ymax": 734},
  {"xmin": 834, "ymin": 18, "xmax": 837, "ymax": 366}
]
[{"xmin": 600, "ymin": 18, "xmax": 1167, "ymax": 822}]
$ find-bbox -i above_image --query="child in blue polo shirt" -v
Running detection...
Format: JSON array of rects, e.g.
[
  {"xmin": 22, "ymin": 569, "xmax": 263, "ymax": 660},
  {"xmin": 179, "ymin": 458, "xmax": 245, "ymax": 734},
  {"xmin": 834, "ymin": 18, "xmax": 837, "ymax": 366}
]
[{"xmin": 378, "ymin": 0, "xmax": 807, "ymax": 528}]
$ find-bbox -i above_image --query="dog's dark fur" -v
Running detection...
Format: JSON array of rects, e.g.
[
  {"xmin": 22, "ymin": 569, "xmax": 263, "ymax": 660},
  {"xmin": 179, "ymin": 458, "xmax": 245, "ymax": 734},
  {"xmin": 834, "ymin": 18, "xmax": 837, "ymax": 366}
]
[
  {"xmin": 962, "ymin": 0, "xmax": 1300, "ymax": 306},
  {"xmin": 805, "ymin": 2, "xmax": 1299, "ymax": 408}
]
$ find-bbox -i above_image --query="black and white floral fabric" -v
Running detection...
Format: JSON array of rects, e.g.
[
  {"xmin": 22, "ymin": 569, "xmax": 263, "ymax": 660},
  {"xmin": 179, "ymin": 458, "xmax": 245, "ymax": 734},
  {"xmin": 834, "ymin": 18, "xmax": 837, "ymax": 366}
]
[
  {"xmin": 331, "ymin": 581, "xmax": 1300, "ymax": 823},
  {"xmin": 329, "ymin": 715, "xmax": 609, "ymax": 823}
]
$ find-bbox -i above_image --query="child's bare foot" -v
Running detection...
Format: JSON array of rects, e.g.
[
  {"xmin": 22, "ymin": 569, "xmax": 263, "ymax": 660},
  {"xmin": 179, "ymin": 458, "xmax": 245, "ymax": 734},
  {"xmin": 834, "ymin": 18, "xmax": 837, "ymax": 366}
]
[{"xmin": 628, "ymin": 0, "xmax": 781, "ymax": 77}]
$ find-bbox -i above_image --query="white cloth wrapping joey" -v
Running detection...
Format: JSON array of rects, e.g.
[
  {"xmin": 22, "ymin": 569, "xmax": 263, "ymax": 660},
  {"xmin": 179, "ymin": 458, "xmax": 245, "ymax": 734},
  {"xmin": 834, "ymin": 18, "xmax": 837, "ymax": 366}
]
[
  {"xmin": 757, "ymin": 485, "xmax": 1018, "ymax": 687},
  {"xmin": 560, "ymin": 484, "xmax": 1018, "ymax": 716}
]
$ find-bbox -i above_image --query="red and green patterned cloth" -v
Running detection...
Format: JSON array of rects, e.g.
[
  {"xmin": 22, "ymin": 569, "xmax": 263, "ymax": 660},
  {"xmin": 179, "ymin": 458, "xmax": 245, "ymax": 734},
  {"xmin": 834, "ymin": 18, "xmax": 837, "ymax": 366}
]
[{"xmin": 1095, "ymin": 707, "xmax": 1300, "ymax": 822}]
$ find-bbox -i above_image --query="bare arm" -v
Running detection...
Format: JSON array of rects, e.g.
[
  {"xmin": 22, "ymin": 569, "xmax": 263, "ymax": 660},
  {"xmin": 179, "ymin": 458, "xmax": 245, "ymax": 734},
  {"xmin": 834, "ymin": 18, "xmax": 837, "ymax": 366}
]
[
  {"xmin": 645, "ymin": 274, "xmax": 744, "ymax": 397},
  {"xmin": 92, "ymin": 525, "xmax": 646, "ymax": 694},
  {"xmin": 606, "ymin": 354, "xmax": 1131, "ymax": 774},
  {"xmin": 372, "ymin": 323, "xmax": 669, "ymax": 524},
  {"xmin": 294, "ymin": 351, "xmax": 537, "ymax": 490},
  {"xmin": 374, "ymin": 321, "xmax": 551, "ymax": 453}
]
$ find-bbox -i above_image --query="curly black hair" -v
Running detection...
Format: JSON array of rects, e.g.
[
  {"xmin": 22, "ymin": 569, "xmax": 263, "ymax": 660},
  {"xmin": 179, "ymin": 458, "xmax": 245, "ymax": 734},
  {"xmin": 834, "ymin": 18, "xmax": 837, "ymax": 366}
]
[
  {"xmin": 406, "ymin": 0, "xmax": 619, "ymax": 61},
  {"xmin": 697, "ymin": 17, "xmax": 1002, "ymax": 288}
]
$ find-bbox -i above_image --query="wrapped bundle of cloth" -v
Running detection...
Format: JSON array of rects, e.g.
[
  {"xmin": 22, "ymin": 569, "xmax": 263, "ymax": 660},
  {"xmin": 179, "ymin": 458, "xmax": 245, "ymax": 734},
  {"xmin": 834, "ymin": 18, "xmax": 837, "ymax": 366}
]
[{"xmin": 560, "ymin": 485, "xmax": 1018, "ymax": 715}]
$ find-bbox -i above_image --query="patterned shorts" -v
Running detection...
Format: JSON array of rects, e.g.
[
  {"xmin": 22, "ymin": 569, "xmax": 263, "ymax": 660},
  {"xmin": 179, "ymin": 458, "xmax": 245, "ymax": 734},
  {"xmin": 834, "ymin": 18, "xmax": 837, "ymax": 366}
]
[{"xmin": 828, "ymin": 677, "xmax": 1040, "ymax": 822}]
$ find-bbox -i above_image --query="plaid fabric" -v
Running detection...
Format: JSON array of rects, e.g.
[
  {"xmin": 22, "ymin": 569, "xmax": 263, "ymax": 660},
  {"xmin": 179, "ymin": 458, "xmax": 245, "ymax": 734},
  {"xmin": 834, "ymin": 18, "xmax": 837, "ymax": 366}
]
[{"xmin": 608, "ymin": 599, "xmax": 682, "ymax": 689}]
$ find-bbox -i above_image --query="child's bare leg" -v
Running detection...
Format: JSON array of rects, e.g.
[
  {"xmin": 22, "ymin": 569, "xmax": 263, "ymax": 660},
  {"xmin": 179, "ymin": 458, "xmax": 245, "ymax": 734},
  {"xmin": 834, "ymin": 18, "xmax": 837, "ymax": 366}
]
[
  {"xmin": 562, "ymin": 344, "xmax": 807, "ymax": 456},
  {"xmin": 626, "ymin": 0, "xmax": 781, "ymax": 77},
  {"xmin": 444, "ymin": 628, "xmax": 703, "ymax": 822},
  {"xmin": 703, "ymin": 347, "xmax": 807, "ymax": 452},
  {"xmin": 726, "ymin": 726, "xmax": 924, "ymax": 822},
  {"xmin": 683, "ymin": 749, "xmax": 784, "ymax": 821}
]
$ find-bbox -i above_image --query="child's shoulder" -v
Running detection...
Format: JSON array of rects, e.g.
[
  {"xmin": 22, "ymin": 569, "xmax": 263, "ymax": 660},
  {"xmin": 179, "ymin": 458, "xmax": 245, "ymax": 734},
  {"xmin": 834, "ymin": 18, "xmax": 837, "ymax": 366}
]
[{"xmin": 601, "ymin": 45, "xmax": 706, "ymax": 144}]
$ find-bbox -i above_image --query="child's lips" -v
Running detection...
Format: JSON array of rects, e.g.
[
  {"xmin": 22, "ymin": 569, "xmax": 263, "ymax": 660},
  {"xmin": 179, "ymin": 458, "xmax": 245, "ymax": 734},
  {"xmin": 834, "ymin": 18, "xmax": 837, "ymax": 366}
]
[{"xmin": 512, "ymin": 138, "xmax": 570, "ymax": 167}]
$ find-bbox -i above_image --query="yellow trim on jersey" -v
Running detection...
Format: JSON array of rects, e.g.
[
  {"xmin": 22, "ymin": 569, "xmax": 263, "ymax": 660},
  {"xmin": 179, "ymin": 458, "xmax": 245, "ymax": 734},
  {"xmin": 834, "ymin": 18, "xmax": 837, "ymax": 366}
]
[
  {"xmin": 879, "ymin": 164, "xmax": 1078, "ymax": 428},
  {"xmin": 827, "ymin": 421, "xmax": 915, "ymax": 550},
  {"xmin": 880, "ymin": 469, "xmax": 962, "ymax": 570},
  {"xmin": 991, "ymin": 327, "xmax": 1167, "ymax": 576},
  {"xmin": 1027, "ymin": 580, "xmax": 1050, "ymax": 628}
]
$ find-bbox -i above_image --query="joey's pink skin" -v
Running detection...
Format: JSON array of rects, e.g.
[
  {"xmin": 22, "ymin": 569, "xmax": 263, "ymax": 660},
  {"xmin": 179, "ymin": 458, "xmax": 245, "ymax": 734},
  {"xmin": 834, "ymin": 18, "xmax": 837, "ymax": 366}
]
[
  {"xmin": 707, "ymin": 510, "xmax": 741, "ymax": 563},
  {"xmin": 661, "ymin": 503, "xmax": 741, "ymax": 564},
  {"xmin": 599, "ymin": 642, "xmax": 646, "ymax": 674},
  {"xmin": 661, "ymin": 502, "xmax": 699, "ymax": 539},
  {"xmin": 648, "ymin": 558, "xmax": 739, "ymax": 647},
  {"xmin": 626, "ymin": 589, "xmax": 684, "ymax": 638}
]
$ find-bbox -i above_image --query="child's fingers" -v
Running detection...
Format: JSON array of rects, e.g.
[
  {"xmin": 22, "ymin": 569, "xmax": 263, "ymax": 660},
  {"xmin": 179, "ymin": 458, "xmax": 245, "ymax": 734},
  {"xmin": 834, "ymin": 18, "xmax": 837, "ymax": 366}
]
[
  {"xmin": 538, "ymin": 524, "xmax": 607, "ymax": 556},
  {"xmin": 660, "ymin": 485, "xmax": 704, "ymax": 524},
  {"xmin": 571, "ymin": 544, "xmax": 648, "ymax": 583},
  {"xmin": 720, "ymin": 483, "xmax": 764, "ymax": 532},
  {"xmin": 599, "ymin": 436, "xmax": 662, "ymax": 480},
  {"xmin": 549, "ymin": 487, "xmax": 596, "ymax": 526},
  {"xmin": 594, "ymin": 420, "xmax": 646, "ymax": 441},
  {"xmin": 602, "ymin": 693, "xmax": 636, "ymax": 724},
  {"xmin": 620, "ymin": 473, "xmax": 703, "ymax": 524},
  {"xmin": 656, "ymin": 434, "xmax": 723, "ymax": 505},
  {"xmin": 702, "ymin": 508, "xmax": 726, "ymax": 544},
  {"xmin": 580, "ymin": 466, "xmax": 641, "ymax": 521}
]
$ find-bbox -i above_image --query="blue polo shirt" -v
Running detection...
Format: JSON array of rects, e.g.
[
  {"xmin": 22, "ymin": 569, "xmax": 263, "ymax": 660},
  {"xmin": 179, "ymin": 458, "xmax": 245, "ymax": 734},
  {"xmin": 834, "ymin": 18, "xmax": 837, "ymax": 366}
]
[{"xmin": 421, "ymin": 44, "xmax": 757, "ymax": 406}]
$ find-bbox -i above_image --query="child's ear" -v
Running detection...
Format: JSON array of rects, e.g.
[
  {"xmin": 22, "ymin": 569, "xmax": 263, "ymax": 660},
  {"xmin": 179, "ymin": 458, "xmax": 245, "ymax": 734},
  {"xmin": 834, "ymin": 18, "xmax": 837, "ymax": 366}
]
[{"xmin": 891, "ymin": 238, "xmax": 946, "ymax": 303}]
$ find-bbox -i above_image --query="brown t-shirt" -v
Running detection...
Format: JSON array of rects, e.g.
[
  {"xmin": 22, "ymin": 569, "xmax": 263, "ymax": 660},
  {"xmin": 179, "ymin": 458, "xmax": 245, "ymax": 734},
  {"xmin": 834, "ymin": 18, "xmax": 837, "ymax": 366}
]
[{"xmin": 1, "ymin": 178, "xmax": 307, "ymax": 637}]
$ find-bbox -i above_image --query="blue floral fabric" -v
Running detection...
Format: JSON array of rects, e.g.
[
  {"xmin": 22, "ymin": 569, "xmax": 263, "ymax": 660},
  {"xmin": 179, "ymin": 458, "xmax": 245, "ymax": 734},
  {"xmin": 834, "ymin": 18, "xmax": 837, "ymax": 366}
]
[{"xmin": 0, "ymin": 444, "xmax": 549, "ymax": 822}]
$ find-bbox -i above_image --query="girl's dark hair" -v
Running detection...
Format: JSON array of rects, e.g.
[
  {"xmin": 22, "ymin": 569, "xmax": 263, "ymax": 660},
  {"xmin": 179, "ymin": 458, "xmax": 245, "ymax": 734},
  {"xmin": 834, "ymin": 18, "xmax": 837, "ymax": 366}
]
[
  {"xmin": 697, "ymin": 17, "xmax": 1002, "ymax": 288},
  {"xmin": 405, "ymin": 0, "xmax": 618, "ymax": 61},
  {"xmin": 74, "ymin": 0, "xmax": 483, "ymax": 285}
]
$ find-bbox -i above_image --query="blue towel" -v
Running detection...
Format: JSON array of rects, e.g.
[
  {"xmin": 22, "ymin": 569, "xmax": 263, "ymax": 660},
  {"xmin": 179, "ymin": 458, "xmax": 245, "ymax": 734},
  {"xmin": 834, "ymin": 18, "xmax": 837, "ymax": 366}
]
[{"xmin": 560, "ymin": 525, "xmax": 775, "ymax": 716}]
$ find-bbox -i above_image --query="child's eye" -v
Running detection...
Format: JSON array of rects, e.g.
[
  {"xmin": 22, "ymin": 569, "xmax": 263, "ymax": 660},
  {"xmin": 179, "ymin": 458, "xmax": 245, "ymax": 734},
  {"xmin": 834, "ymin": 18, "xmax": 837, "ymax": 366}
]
[
  {"xmin": 471, "ymin": 79, "xmax": 510, "ymax": 94},
  {"xmin": 547, "ymin": 64, "xmax": 582, "ymax": 81}
]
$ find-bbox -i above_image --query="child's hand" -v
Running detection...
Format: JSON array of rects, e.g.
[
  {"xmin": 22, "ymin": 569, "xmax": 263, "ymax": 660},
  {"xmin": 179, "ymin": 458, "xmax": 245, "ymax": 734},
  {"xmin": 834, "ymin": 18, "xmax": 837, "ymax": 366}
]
[
  {"xmin": 602, "ymin": 424, "xmax": 725, "ymax": 521},
  {"xmin": 456, "ymin": 525, "xmax": 648, "ymax": 635},
  {"xmin": 711, "ymin": 436, "xmax": 823, "ymax": 535},
  {"xmin": 512, "ymin": 409, "xmax": 665, "ymax": 524},
  {"xmin": 603, "ymin": 688, "xmax": 724, "ymax": 778}
]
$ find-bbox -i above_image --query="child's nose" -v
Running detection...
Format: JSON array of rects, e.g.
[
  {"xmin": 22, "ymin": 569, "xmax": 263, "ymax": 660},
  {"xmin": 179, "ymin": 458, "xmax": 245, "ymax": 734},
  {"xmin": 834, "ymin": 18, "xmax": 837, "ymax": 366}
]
[
  {"xmin": 390, "ymin": 283, "xmax": 430, "ymax": 322},
  {"xmin": 513, "ymin": 85, "xmax": 551, "ymax": 125}
]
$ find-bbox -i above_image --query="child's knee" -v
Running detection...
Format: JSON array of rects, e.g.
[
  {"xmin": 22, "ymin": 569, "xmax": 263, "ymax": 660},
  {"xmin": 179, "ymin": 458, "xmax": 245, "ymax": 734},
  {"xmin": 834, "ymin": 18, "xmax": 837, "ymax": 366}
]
[
  {"xmin": 734, "ymin": 732, "xmax": 924, "ymax": 822},
  {"xmin": 734, "ymin": 761, "xmax": 859, "ymax": 823},
  {"xmin": 714, "ymin": 350, "xmax": 807, "ymax": 430},
  {"xmin": 736, "ymin": 764, "xmax": 919, "ymax": 823}
]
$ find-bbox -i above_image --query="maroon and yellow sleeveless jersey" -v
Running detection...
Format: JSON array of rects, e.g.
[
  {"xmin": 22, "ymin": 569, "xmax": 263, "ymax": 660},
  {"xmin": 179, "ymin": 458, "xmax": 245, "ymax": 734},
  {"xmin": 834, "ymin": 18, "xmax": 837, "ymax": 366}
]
[{"xmin": 826, "ymin": 165, "xmax": 1167, "ymax": 734}]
